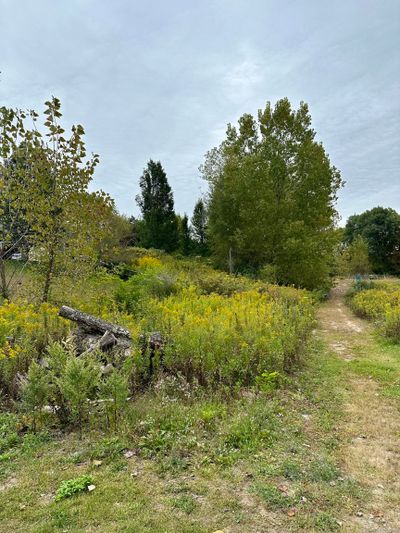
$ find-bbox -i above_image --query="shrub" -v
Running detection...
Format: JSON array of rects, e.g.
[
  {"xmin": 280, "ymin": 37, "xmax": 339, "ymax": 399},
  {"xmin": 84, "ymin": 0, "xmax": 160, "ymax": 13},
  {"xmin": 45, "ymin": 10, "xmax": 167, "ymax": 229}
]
[
  {"xmin": 0, "ymin": 302, "xmax": 69, "ymax": 398},
  {"xmin": 20, "ymin": 361, "xmax": 50, "ymax": 432},
  {"xmin": 55, "ymin": 475, "xmax": 93, "ymax": 502},
  {"xmin": 383, "ymin": 307, "xmax": 400, "ymax": 342},
  {"xmin": 57, "ymin": 356, "xmax": 100, "ymax": 436},
  {"xmin": 99, "ymin": 366, "xmax": 130, "ymax": 430},
  {"xmin": 188, "ymin": 268, "xmax": 252, "ymax": 296},
  {"xmin": 44, "ymin": 341, "xmax": 74, "ymax": 425},
  {"xmin": 115, "ymin": 269, "xmax": 178, "ymax": 313},
  {"xmin": 349, "ymin": 280, "xmax": 400, "ymax": 342}
]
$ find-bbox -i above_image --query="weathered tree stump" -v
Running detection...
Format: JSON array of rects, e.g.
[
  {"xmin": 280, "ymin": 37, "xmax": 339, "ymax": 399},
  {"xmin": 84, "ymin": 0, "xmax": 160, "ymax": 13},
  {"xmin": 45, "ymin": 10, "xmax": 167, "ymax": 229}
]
[{"xmin": 139, "ymin": 331, "xmax": 165, "ymax": 377}]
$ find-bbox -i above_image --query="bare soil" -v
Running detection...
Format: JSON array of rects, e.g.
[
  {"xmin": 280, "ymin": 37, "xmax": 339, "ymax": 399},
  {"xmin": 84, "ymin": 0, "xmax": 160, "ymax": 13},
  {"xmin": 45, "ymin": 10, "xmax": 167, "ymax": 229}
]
[{"xmin": 318, "ymin": 280, "xmax": 400, "ymax": 532}]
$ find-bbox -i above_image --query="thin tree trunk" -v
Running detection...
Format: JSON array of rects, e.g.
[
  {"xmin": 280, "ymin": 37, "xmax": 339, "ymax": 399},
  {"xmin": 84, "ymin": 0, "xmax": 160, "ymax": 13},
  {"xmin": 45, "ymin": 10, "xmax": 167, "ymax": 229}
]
[
  {"xmin": 42, "ymin": 246, "xmax": 55, "ymax": 303},
  {"xmin": 228, "ymin": 247, "xmax": 234, "ymax": 275},
  {"xmin": 0, "ymin": 254, "xmax": 9, "ymax": 300}
]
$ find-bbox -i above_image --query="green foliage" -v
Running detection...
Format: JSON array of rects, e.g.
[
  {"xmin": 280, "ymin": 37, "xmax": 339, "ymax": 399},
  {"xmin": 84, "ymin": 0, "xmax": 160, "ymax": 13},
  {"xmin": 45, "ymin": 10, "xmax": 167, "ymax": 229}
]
[
  {"xmin": 349, "ymin": 280, "xmax": 400, "ymax": 342},
  {"xmin": 344, "ymin": 207, "xmax": 400, "ymax": 274},
  {"xmin": 115, "ymin": 268, "xmax": 178, "ymax": 313},
  {"xmin": 44, "ymin": 340, "xmax": 74, "ymax": 424},
  {"xmin": 55, "ymin": 475, "xmax": 93, "ymax": 502},
  {"xmin": 178, "ymin": 214, "xmax": 192, "ymax": 256},
  {"xmin": 191, "ymin": 198, "xmax": 208, "ymax": 255},
  {"xmin": 21, "ymin": 361, "xmax": 50, "ymax": 431},
  {"xmin": 136, "ymin": 160, "xmax": 179, "ymax": 252},
  {"xmin": 0, "ymin": 150, "xmax": 31, "ymax": 299},
  {"xmin": 0, "ymin": 302, "xmax": 69, "ymax": 398},
  {"xmin": 0, "ymin": 413, "xmax": 20, "ymax": 454},
  {"xmin": 144, "ymin": 287, "xmax": 314, "ymax": 386},
  {"xmin": 99, "ymin": 366, "xmax": 130, "ymax": 430},
  {"xmin": 342, "ymin": 235, "xmax": 371, "ymax": 275},
  {"xmin": 221, "ymin": 402, "xmax": 276, "ymax": 452},
  {"xmin": 57, "ymin": 356, "xmax": 100, "ymax": 435},
  {"xmin": 255, "ymin": 371, "xmax": 286, "ymax": 393},
  {"xmin": 199, "ymin": 402, "xmax": 226, "ymax": 429},
  {"xmin": 99, "ymin": 210, "xmax": 135, "ymax": 263},
  {"xmin": 1, "ymin": 98, "xmax": 114, "ymax": 302},
  {"xmin": 202, "ymin": 98, "xmax": 343, "ymax": 290},
  {"xmin": 382, "ymin": 307, "xmax": 400, "ymax": 342},
  {"xmin": 190, "ymin": 269, "xmax": 252, "ymax": 296},
  {"xmin": 1, "ymin": 253, "xmax": 316, "ymax": 444},
  {"xmin": 90, "ymin": 436, "xmax": 126, "ymax": 461}
]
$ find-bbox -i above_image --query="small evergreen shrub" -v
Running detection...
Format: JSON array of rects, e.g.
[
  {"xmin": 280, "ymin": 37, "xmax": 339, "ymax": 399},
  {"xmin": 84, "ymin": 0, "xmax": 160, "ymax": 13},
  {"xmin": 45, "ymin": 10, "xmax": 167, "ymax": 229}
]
[
  {"xmin": 57, "ymin": 356, "xmax": 100, "ymax": 436},
  {"xmin": 21, "ymin": 361, "xmax": 50, "ymax": 432}
]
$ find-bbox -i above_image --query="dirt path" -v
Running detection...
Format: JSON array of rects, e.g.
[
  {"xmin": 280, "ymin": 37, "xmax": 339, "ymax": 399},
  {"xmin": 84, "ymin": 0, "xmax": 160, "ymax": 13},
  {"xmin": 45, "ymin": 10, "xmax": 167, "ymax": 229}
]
[{"xmin": 318, "ymin": 281, "xmax": 400, "ymax": 532}]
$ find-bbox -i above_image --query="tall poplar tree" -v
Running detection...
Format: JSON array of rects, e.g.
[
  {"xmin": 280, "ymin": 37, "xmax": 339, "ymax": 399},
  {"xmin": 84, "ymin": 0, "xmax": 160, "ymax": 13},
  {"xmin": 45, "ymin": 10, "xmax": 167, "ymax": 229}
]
[
  {"xmin": 201, "ymin": 98, "xmax": 343, "ymax": 290},
  {"xmin": 136, "ymin": 160, "xmax": 179, "ymax": 252}
]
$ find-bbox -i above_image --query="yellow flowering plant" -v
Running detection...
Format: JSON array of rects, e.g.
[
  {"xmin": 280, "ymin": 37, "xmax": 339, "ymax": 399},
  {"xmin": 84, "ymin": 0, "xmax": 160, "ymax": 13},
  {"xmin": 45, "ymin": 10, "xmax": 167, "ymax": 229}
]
[
  {"xmin": 142, "ymin": 286, "xmax": 314, "ymax": 386},
  {"xmin": 0, "ymin": 301, "xmax": 69, "ymax": 397},
  {"xmin": 350, "ymin": 280, "xmax": 400, "ymax": 342}
]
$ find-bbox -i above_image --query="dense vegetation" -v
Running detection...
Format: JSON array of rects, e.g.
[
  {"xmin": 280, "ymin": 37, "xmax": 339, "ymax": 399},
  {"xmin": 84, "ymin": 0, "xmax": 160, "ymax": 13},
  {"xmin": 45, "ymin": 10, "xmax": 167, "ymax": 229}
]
[
  {"xmin": 1, "ymin": 96, "xmax": 400, "ymax": 531},
  {"xmin": 0, "ymin": 253, "xmax": 315, "ymax": 411},
  {"xmin": 349, "ymin": 279, "xmax": 400, "ymax": 342},
  {"xmin": 201, "ymin": 99, "xmax": 343, "ymax": 289},
  {"xmin": 344, "ymin": 207, "xmax": 400, "ymax": 275}
]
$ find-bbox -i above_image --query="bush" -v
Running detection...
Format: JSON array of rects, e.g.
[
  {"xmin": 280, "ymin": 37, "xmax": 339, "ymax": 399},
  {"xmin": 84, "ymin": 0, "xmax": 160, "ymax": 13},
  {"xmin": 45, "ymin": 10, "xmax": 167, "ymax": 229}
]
[
  {"xmin": 349, "ymin": 280, "xmax": 400, "ymax": 342},
  {"xmin": 0, "ymin": 302, "xmax": 69, "ymax": 398},
  {"xmin": 383, "ymin": 307, "xmax": 400, "ymax": 342},
  {"xmin": 183, "ymin": 265, "xmax": 253, "ymax": 296},
  {"xmin": 99, "ymin": 366, "xmax": 130, "ymax": 430},
  {"xmin": 14, "ymin": 343, "xmax": 137, "ymax": 435},
  {"xmin": 142, "ymin": 286, "xmax": 314, "ymax": 386},
  {"xmin": 57, "ymin": 356, "xmax": 100, "ymax": 436},
  {"xmin": 115, "ymin": 269, "xmax": 178, "ymax": 313},
  {"xmin": 20, "ymin": 361, "xmax": 50, "ymax": 432}
]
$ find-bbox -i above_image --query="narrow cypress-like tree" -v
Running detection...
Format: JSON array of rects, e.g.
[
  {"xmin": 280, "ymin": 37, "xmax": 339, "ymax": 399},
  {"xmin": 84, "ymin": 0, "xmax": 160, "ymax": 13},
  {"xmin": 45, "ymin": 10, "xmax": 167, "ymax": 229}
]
[
  {"xmin": 136, "ymin": 160, "xmax": 179, "ymax": 252},
  {"xmin": 179, "ymin": 214, "xmax": 192, "ymax": 255},
  {"xmin": 191, "ymin": 199, "xmax": 208, "ymax": 254}
]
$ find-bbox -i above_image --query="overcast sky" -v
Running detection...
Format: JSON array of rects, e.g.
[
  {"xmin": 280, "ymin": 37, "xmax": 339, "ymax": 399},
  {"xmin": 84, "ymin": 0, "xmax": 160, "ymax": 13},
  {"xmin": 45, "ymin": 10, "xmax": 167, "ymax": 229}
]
[{"xmin": 1, "ymin": 0, "xmax": 399, "ymax": 224}]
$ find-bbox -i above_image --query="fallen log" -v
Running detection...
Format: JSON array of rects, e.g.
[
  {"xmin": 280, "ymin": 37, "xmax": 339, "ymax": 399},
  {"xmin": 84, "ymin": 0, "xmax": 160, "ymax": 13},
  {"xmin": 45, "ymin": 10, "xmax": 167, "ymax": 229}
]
[
  {"xmin": 58, "ymin": 306, "xmax": 165, "ymax": 375},
  {"xmin": 59, "ymin": 305, "xmax": 131, "ymax": 339}
]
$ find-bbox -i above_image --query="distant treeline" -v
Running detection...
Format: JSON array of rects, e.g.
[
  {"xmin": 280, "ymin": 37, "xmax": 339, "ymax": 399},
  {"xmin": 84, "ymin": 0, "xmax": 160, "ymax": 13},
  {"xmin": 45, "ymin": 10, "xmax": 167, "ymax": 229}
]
[{"xmin": 1, "ymin": 97, "xmax": 399, "ymax": 298}]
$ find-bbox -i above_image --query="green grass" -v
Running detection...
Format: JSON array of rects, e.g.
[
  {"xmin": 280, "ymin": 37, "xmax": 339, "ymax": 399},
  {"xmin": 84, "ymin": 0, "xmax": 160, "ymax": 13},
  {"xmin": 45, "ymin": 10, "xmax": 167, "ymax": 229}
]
[
  {"xmin": 348, "ymin": 336, "xmax": 400, "ymax": 399},
  {"xmin": 0, "ymin": 337, "xmax": 366, "ymax": 532},
  {"xmin": 4, "ymin": 273, "xmax": 399, "ymax": 531}
]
